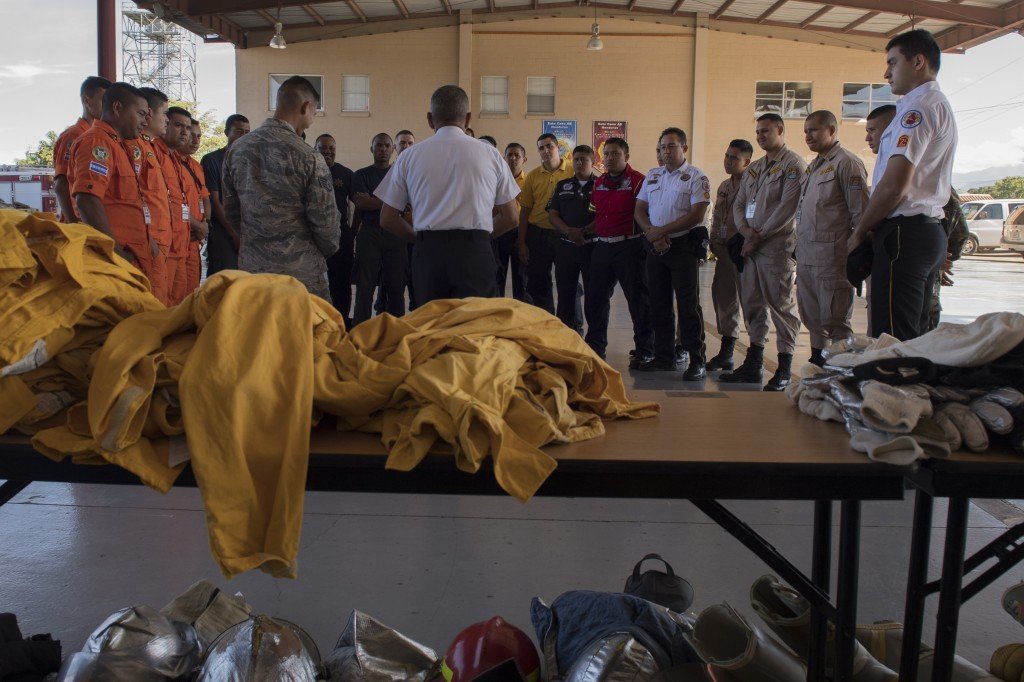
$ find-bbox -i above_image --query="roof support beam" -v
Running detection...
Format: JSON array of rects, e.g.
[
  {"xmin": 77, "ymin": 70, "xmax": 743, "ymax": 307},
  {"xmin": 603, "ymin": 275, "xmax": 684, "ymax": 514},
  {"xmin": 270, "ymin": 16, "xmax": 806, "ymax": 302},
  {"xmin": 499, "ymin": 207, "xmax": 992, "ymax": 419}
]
[
  {"xmin": 756, "ymin": 0, "xmax": 788, "ymax": 23},
  {"xmin": 302, "ymin": 4, "xmax": 325, "ymax": 24},
  {"xmin": 669, "ymin": 0, "xmax": 685, "ymax": 13},
  {"xmin": 711, "ymin": 0, "xmax": 735, "ymax": 19},
  {"xmin": 440, "ymin": 0, "xmax": 453, "ymax": 13},
  {"xmin": 886, "ymin": 18, "xmax": 916, "ymax": 36},
  {"xmin": 628, "ymin": 0, "xmax": 640, "ymax": 9},
  {"xmin": 256, "ymin": 8, "xmax": 277, "ymax": 25},
  {"xmin": 799, "ymin": 5, "xmax": 831, "ymax": 26},
  {"xmin": 842, "ymin": 10, "xmax": 878, "ymax": 31},
  {"xmin": 346, "ymin": 0, "xmax": 368, "ymax": 21},
  {"xmin": 936, "ymin": 0, "xmax": 1024, "ymax": 50},
  {"xmin": 392, "ymin": 0, "xmax": 410, "ymax": 17}
]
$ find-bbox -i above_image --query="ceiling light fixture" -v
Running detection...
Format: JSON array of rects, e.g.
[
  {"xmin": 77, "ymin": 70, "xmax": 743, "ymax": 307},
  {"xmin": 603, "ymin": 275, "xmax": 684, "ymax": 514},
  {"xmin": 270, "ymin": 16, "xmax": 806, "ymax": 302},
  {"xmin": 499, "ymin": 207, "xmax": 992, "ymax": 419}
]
[
  {"xmin": 587, "ymin": 3, "xmax": 604, "ymax": 51},
  {"xmin": 270, "ymin": 5, "xmax": 287, "ymax": 49}
]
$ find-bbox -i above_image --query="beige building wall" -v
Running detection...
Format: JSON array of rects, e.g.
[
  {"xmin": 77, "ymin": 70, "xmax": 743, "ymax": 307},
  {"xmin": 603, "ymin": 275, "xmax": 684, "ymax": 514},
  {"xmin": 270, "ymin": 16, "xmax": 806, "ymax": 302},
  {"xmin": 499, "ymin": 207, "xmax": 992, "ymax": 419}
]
[{"xmin": 234, "ymin": 23, "xmax": 887, "ymax": 184}]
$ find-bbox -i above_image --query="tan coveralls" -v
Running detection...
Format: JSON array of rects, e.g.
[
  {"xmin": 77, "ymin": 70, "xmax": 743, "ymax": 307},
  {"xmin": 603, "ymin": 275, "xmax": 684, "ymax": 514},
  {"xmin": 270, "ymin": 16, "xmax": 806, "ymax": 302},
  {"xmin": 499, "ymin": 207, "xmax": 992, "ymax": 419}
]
[
  {"xmin": 795, "ymin": 142, "xmax": 869, "ymax": 350},
  {"xmin": 732, "ymin": 146, "xmax": 807, "ymax": 355},
  {"xmin": 709, "ymin": 177, "xmax": 743, "ymax": 338}
]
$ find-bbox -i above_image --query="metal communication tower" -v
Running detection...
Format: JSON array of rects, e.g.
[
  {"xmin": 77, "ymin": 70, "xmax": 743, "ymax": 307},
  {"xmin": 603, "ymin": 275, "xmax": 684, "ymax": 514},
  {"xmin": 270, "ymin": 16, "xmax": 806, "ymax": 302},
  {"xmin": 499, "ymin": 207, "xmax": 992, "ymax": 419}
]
[{"xmin": 122, "ymin": 3, "xmax": 198, "ymax": 102}]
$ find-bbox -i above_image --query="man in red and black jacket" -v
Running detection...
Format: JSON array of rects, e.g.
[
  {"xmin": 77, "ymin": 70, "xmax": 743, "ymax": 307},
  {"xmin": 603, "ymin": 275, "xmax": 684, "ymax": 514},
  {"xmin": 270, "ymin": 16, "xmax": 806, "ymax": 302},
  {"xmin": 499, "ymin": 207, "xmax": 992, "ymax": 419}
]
[{"xmin": 584, "ymin": 137, "xmax": 654, "ymax": 365}]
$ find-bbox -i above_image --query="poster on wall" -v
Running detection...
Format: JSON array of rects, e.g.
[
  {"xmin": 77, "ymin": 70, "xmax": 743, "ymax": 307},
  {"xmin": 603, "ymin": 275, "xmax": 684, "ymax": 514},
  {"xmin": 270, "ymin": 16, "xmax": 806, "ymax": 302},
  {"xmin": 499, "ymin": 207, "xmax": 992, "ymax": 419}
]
[
  {"xmin": 542, "ymin": 120, "xmax": 577, "ymax": 159},
  {"xmin": 593, "ymin": 121, "xmax": 628, "ymax": 172}
]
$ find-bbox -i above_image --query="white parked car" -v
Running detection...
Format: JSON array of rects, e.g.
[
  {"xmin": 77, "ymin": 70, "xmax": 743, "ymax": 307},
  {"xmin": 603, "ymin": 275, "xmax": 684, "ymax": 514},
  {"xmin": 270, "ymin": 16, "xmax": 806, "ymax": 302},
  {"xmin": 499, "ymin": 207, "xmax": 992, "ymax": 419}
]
[
  {"xmin": 1000, "ymin": 205, "xmax": 1024, "ymax": 259},
  {"xmin": 960, "ymin": 199, "xmax": 1024, "ymax": 255}
]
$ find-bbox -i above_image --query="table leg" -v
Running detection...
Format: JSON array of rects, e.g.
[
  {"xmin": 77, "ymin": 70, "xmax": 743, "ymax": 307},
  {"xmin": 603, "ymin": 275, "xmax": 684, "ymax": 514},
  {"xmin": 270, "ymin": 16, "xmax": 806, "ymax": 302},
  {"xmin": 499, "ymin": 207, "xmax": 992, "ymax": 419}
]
[
  {"xmin": 834, "ymin": 500, "xmax": 861, "ymax": 682},
  {"xmin": 0, "ymin": 479, "xmax": 30, "ymax": 508},
  {"xmin": 900, "ymin": 488, "xmax": 933, "ymax": 682},
  {"xmin": 932, "ymin": 497, "xmax": 970, "ymax": 682},
  {"xmin": 808, "ymin": 500, "xmax": 832, "ymax": 682}
]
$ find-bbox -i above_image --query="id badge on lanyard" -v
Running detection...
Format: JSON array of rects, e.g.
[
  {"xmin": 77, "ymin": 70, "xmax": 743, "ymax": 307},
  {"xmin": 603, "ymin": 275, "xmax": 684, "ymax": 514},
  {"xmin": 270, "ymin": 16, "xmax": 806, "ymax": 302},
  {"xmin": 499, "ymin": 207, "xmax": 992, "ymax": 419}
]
[
  {"xmin": 182, "ymin": 203, "xmax": 190, "ymax": 221},
  {"xmin": 745, "ymin": 201, "xmax": 756, "ymax": 220},
  {"xmin": 142, "ymin": 203, "xmax": 152, "ymax": 225}
]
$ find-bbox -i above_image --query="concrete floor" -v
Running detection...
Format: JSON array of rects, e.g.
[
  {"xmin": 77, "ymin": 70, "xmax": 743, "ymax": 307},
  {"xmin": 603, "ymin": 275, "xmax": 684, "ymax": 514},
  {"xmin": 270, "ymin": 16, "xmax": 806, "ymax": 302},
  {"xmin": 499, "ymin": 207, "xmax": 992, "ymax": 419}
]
[{"xmin": 2, "ymin": 252, "xmax": 1023, "ymax": 670}]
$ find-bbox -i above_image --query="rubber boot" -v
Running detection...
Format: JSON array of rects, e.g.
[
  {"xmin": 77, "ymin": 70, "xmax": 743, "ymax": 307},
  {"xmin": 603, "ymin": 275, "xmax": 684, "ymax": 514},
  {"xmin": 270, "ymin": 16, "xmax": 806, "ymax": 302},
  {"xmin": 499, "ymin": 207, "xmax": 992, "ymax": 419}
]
[
  {"xmin": 693, "ymin": 603, "xmax": 806, "ymax": 681},
  {"xmin": 719, "ymin": 344, "xmax": 763, "ymax": 384},
  {"xmin": 750, "ymin": 574, "xmax": 898, "ymax": 681},
  {"xmin": 764, "ymin": 353, "xmax": 793, "ymax": 392},
  {"xmin": 810, "ymin": 347, "xmax": 825, "ymax": 367},
  {"xmin": 707, "ymin": 336, "xmax": 737, "ymax": 371},
  {"xmin": 855, "ymin": 621, "xmax": 1003, "ymax": 681}
]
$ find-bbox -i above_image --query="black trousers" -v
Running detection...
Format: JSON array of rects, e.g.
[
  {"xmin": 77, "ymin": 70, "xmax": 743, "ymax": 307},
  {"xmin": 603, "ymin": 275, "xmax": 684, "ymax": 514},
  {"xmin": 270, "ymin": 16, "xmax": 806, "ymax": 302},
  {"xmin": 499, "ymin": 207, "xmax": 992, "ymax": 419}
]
[
  {"xmin": 353, "ymin": 225, "xmax": 409, "ymax": 325},
  {"xmin": 869, "ymin": 216, "xmax": 947, "ymax": 341},
  {"xmin": 554, "ymin": 239, "xmax": 592, "ymax": 334},
  {"xmin": 492, "ymin": 229, "xmax": 530, "ymax": 302},
  {"xmin": 413, "ymin": 230, "xmax": 497, "ymax": 304},
  {"xmin": 326, "ymin": 226, "xmax": 356, "ymax": 320},
  {"xmin": 585, "ymin": 238, "xmax": 654, "ymax": 358},
  {"xmin": 646, "ymin": 235, "xmax": 706, "ymax": 364},
  {"xmin": 205, "ymin": 222, "xmax": 238, "ymax": 276},
  {"xmin": 525, "ymin": 224, "xmax": 558, "ymax": 314}
]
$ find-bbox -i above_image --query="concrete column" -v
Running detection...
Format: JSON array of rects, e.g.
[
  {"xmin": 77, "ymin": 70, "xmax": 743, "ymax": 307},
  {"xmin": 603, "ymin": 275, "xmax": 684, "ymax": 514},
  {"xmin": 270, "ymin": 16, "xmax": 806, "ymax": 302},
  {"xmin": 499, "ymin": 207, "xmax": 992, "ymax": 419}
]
[
  {"xmin": 691, "ymin": 14, "xmax": 710, "ymax": 169},
  {"xmin": 97, "ymin": 0, "xmax": 118, "ymax": 81},
  {"xmin": 459, "ymin": 10, "xmax": 474, "ymax": 105}
]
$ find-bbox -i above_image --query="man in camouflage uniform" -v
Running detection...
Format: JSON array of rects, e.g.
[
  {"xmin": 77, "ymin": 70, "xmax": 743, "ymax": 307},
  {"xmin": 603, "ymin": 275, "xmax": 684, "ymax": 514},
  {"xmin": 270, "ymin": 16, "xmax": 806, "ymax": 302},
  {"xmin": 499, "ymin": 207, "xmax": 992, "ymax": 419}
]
[{"xmin": 222, "ymin": 76, "xmax": 340, "ymax": 299}]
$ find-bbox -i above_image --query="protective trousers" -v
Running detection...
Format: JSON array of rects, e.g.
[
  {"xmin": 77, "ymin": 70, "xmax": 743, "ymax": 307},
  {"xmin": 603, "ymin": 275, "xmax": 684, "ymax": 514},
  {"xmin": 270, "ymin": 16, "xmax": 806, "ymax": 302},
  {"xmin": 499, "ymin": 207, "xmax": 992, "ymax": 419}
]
[
  {"xmin": 797, "ymin": 264, "xmax": 853, "ymax": 349},
  {"xmin": 646, "ymin": 237, "xmax": 706, "ymax": 364},
  {"xmin": 353, "ymin": 225, "xmax": 409, "ymax": 325},
  {"xmin": 327, "ymin": 226, "xmax": 356, "ymax": 319},
  {"xmin": 739, "ymin": 247, "xmax": 800, "ymax": 355},
  {"xmin": 525, "ymin": 224, "xmax": 558, "ymax": 314},
  {"xmin": 709, "ymin": 237, "xmax": 742, "ymax": 339},
  {"xmin": 492, "ymin": 228, "xmax": 530, "ymax": 302},
  {"xmin": 585, "ymin": 238, "xmax": 653, "ymax": 359},
  {"xmin": 554, "ymin": 240, "xmax": 591, "ymax": 334},
  {"xmin": 869, "ymin": 216, "xmax": 946, "ymax": 341}
]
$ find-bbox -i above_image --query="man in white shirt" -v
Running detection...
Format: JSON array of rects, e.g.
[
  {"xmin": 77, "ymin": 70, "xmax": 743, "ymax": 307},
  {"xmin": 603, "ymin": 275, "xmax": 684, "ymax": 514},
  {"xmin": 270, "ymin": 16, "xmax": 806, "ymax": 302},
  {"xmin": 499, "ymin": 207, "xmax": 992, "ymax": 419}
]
[
  {"xmin": 634, "ymin": 127, "xmax": 712, "ymax": 380},
  {"xmin": 376, "ymin": 85, "xmax": 520, "ymax": 304},
  {"xmin": 848, "ymin": 29, "xmax": 957, "ymax": 341}
]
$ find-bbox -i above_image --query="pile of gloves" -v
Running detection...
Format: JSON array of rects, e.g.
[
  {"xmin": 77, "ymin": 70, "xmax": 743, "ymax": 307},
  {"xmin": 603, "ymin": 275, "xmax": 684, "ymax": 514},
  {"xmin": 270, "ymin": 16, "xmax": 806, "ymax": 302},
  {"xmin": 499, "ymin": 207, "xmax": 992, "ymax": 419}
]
[{"xmin": 786, "ymin": 312, "xmax": 1024, "ymax": 465}]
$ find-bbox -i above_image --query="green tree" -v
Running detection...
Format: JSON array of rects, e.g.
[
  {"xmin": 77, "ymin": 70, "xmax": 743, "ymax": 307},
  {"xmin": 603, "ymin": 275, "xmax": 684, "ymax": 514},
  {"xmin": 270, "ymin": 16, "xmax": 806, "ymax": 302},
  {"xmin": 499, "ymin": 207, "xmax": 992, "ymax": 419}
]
[
  {"xmin": 989, "ymin": 176, "xmax": 1024, "ymax": 199},
  {"xmin": 169, "ymin": 100, "xmax": 227, "ymax": 159},
  {"xmin": 15, "ymin": 130, "xmax": 58, "ymax": 167}
]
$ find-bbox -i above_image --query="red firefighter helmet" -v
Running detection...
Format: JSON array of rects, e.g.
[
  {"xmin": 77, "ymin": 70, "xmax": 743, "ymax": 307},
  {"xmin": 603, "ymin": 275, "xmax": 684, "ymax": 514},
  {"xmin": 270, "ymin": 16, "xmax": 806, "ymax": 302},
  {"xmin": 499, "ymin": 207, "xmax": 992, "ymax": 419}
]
[{"xmin": 440, "ymin": 616, "xmax": 541, "ymax": 682}]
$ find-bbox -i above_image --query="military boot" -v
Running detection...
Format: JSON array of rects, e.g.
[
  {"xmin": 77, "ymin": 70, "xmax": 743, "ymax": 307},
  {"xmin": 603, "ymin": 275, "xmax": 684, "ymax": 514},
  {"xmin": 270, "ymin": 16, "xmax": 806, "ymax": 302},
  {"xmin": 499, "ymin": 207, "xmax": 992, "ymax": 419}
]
[
  {"xmin": 810, "ymin": 347, "xmax": 825, "ymax": 367},
  {"xmin": 764, "ymin": 353, "xmax": 794, "ymax": 392},
  {"xmin": 719, "ymin": 344, "xmax": 763, "ymax": 384},
  {"xmin": 707, "ymin": 336, "xmax": 737, "ymax": 371}
]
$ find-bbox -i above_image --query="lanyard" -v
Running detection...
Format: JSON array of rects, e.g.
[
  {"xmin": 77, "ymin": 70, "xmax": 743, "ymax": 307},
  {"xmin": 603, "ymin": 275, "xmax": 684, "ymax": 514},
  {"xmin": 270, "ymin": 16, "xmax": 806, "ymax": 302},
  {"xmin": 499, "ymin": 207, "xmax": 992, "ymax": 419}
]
[
  {"xmin": 179, "ymin": 155, "xmax": 204, "ymax": 192},
  {"xmin": 116, "ymin": 139, "xmax": 151, "ymax": 226}
]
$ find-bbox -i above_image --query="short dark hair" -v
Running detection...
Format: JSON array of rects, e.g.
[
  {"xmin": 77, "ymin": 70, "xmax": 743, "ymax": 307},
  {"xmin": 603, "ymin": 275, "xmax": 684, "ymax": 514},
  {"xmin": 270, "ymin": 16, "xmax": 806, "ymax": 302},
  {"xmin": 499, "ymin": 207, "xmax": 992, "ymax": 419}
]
[
  {"xmin": 505, "ymin": 142, "xmax": 526, "ymax": 155},
  {"xmin": 886, "ymin": 29, "xmax": 941, "ymax": 73},
  {"xmin": 479, "ymin": 135, "xmax": 497, "ymax": 147},
  {"xmin": 537, "ymin": 133, "xmax": 558, "ymax": 145},
  {"xmin": 81, "ymin": 76, "xmax": 112, "ymax": 98},
  {"xmin": 396, "ymin": 129, "xmax": 414, "ymax": 138},
  {"xmin": 728, "ymin": 139, "xmax": 754, "ymax": 157},
  {"xmin": 806, "ymin": 110, "xmax": 837, "ymax": 127},
  {"xmin": 756, "ymin": 113, "xmax": 785, "ymax": 125},
  {"xmin": 101, "ymin": 81, "xmax": 146, "ymax": 116},
  {"xmin": 604, "ymin": 137, "xmax": 629, "ymax": 153},
  {"xmin": 137, "ymin": 86, "xmax": 168, "ymax": 111},
  {"xmin": 659, "ymin": 127, "xmax": 687, "ymax": 145},
  {"xmin": 315, "ymin": 133, "xmax": 335, "ymax": 144},
  {"xmin": 372, "ymin": 132, "xmax": 393, "ymax": 145},
  {"xmin": 225, "ymin": 114, "xmax": 249, "ymax": 134},
  {"xmin": 166, "ymin": 106, "xmax": 192, "ymax": 121},
  {"xmin": 430, "ymin": 85, "xmax": 469, "ymax": 125},
  {"xmin": 277, "ymin": 75, "xmax": 320, "ymax": 110},
  {"xmin": 572, "ymin": 145, "xmax": 595, "ymax": 158},
  {"xmin": 867, "ymin": 104, "xmax": 898, "ymax": 121},
  {"xmin": 190, "ymin": 118, "xmax": 200, "ymax": 127}
]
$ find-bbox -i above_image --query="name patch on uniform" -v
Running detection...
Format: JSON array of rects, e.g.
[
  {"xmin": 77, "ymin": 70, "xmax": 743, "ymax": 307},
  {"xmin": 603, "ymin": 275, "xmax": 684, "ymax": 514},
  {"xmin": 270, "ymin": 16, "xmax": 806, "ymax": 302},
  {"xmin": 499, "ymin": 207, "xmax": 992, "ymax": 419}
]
[
  {"xmin": 901, "ymin": 110, "xmax": 923, "ymax": 129},
  {"xmin": 769, "ymin": 166, "xmax": 782, "ymax": 175},
  {"xmin": 822, "ymin": 165, "xmax": 834, "ymax": 175},
  {"xmin": 747, "ymin": 169, "xmax": 759, "ymax": 180},
  {"xmin": 92, "ymin": 146, "xmax": 108, "ymax": 161},
  {"xmin": 896, "ymin": 134, "xmax": 910, "ymax": 148},
  {"xmin": 88, "ymin": 161, "xmax": 108, "ymax": 177}
]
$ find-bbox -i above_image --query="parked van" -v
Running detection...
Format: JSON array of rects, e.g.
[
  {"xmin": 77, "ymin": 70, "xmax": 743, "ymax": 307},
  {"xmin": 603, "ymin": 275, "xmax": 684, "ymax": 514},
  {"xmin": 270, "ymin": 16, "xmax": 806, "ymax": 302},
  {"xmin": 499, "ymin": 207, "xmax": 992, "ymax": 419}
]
[
  {"xmin": 1000, "ymin": 205, "xmax": 1024, "ymax": 259},
  {"xmin": 960, "ymin": 198, "xmax": 1024, "ymax": 255}
]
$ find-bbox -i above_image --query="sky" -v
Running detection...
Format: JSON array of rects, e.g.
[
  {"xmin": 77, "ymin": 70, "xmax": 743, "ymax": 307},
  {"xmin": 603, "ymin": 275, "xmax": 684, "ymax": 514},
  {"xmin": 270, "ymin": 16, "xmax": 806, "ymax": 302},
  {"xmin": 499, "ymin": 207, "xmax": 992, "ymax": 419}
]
[{"xmin": 1, "ymin": 0, "xmax": 1023, "ymax": 174}]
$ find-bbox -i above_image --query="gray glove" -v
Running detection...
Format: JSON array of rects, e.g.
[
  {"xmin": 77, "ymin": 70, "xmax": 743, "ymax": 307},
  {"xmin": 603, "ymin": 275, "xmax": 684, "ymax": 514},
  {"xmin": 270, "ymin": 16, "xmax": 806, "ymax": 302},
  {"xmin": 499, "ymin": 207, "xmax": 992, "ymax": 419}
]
[
  {"xmin": 934, "ymin": 402, "xmax": 989, "ymax": 452},
  {"xmin": 860, "ymin": 381, "xmax": 933, "ymax": 434},
  {"xmin": 969, "ymin": 397, "xmax": 1014, "ymax": 435}
]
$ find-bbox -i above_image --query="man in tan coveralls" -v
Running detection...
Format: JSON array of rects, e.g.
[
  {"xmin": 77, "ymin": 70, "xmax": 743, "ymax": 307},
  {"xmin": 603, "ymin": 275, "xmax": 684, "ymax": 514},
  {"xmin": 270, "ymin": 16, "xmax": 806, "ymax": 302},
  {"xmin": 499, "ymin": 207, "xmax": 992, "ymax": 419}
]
[
  {"xmin": 707, "ymin": 139, "xmax": 753, "ymax": 372},
  {"xmin": 720, "ymin": 113, "xmax": 806, "ymax": 391},
  {"xmin": 797, "ymin": 110, "xmax": 869, "ymax": 366}
]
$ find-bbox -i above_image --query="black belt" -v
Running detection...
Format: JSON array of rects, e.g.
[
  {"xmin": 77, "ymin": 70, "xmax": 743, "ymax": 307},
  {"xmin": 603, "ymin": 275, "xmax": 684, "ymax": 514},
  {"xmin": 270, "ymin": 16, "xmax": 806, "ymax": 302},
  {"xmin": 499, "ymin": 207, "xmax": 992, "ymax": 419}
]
[
  {"xmin": 416, "ymin": 229, "xmax": 490, "ymax": 242},
  {"xmin": 881, "ymin": 214, "xmax": 941, "ymax": 227}
]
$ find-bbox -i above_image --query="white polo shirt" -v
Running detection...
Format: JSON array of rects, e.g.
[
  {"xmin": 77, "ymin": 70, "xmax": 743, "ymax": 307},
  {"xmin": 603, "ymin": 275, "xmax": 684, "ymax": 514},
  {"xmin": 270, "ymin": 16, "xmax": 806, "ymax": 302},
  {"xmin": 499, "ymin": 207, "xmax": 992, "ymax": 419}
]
[
  {"xmin": 636, "ymin": 161, "xmax": 711, "ymax": 230},
  {"xmin": 374, "ymin": 126, "xmax": 520, "ymax": 232},
  {"xmin": 873, "ymin": 80, "xmax": 957, "ymax": 220}
]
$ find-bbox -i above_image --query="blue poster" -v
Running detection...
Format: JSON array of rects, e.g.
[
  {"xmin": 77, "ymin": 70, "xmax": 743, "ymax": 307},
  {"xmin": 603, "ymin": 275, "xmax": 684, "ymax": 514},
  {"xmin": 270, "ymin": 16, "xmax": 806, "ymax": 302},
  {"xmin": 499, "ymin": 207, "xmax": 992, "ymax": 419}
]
[{"xmin": 542, "ymin": 120, "xmax": 577, "ymax": 159}]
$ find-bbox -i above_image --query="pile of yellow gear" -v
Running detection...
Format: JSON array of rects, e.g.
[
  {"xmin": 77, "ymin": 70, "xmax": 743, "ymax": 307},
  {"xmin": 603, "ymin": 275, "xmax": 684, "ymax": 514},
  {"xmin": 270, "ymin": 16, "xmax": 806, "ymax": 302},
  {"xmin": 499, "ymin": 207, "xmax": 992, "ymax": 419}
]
[{"xmin": 1, "ymin": 210, "xmax": 659, "ymax": 580}]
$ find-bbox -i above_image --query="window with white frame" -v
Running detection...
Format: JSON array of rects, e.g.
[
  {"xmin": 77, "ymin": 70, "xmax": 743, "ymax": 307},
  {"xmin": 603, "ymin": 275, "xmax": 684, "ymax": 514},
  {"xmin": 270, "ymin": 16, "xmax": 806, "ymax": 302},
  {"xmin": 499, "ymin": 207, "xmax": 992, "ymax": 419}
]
[
  {"xmin": 754, "ymin": 81, "xmax": 812, "ymax": 119},
  {"xmin": 342, "ymin": 75, "xmax": 370, "ymax": 113},
  {"xmin": 268, "ymin": 74, "xmax": 324, "ymax": 111},
  {"xmin": 481, "ymin": 76, "xmax": 509, "ymax": 115},
  {"xmin": 527, "ymin": 77, "xmax": 555, "ymax": 115},
  {"xmin": 842, "ymin": 83, "xmax": 899, "ymax": 120}
]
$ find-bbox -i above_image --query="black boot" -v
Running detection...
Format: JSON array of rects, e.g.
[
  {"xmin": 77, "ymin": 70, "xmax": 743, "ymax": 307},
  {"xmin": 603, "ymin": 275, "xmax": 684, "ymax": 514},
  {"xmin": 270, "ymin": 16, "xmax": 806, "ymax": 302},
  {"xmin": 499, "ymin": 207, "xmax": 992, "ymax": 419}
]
[
  {"xmin": 707, "ymin": 336, "xmax": 737, "ymax": 371},
  {"xmin": 682, "ymin": 351, "xmax": 706, "ymax": 381},
  {"xmin": 809, "ymin": 347, "xmax": 825, "ymax": 367},
  {"xmin": 719, "ymin": 344, "xmax": 763, "ymax": 384},
  {"xmin": 764, "ymin": 353, "xmax": 794, "ymax": 391}
]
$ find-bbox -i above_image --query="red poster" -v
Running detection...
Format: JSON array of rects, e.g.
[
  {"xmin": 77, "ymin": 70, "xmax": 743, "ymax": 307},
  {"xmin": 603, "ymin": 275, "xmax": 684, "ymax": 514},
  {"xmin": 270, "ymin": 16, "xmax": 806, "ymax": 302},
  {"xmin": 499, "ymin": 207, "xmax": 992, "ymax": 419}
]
[{"xmin": 593, "ymin": 121, "xmax": 627, "ymax": 173}]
